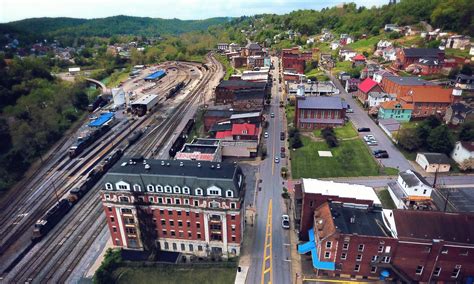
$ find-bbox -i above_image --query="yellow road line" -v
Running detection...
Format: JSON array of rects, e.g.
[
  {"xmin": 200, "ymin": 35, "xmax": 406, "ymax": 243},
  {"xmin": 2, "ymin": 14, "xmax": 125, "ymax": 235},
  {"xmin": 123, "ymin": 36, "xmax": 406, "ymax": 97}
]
[{"xmin": 261, "ymin": 199, "xmax": 273, "ymax": 284}]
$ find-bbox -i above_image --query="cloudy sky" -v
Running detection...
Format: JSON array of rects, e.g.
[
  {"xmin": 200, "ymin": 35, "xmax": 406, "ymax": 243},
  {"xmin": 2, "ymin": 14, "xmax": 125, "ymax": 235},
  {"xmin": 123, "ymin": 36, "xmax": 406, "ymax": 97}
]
[{"xmin": 1, "ymin": 0, "xmax": 385, "ymax": 23}]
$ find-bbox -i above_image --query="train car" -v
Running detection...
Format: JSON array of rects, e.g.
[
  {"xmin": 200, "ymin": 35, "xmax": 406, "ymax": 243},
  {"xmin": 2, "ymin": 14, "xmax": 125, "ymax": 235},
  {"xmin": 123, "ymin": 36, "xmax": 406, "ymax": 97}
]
[
  {"xmin": 68, "ymin": 125, "xmax": 111, "ymax": 158},
  {"xmin": 32, "ymin": 199, "xmax": 73, "ymax": 241},
  {"xmin": 127, "ymin": 130, "xmax": 143, "ymax": 147},
  {"xmin": 182, "ymin": 119, "xmax": 195, "ymax": 135},
  {"xmin": 166, "ymin": 81, "xmax": 185, "ymax": 99},
  {"xmin": 87, "ymin": 96, "xmax": 108, "ymax": 112},
  {"xmin": 168, "ymin": 119, "xmax": 195, "ymax": 157}
]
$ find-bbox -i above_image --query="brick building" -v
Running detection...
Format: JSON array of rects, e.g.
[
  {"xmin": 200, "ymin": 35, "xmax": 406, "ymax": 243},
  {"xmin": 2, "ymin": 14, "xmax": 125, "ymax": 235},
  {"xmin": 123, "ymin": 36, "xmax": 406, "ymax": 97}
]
[
  {"xmin": 298, "ymin": 201, "xmax": 474, "ymax": 282},
  {"xmin": 398, "ymin": 87, "xmax": 454, "ymax": 118},
  {"xmin": 232, "ymin": 90, "xmax": 266, "ymax": 111},
  {"xmin": 356, "ymin": 78, "xmax": 384, "ymax": 104},
  {"xmin": 100, "ymin": 157, "xmax": 245, "ymax": 259},
  {"xmin": 295, "ymin": 96, "xmax": 347, "ymax": 129},
  {"xmin": 281, "ymin": 47, "xmax": 313, "ymax": 74},
  {"xmin": 203, "ymin": 109, "xmax": 233, "ymax": 131},
  {"xmin": 215, "ymin": 80, "xmax": 267, "ymax": 104},
  {"xmin": 393, "ymin": 48, "xmax": 445, "ymax": 70},
  {"xmin": 380, "ymin": 76, "xmax": 438, "ymax": 97}
]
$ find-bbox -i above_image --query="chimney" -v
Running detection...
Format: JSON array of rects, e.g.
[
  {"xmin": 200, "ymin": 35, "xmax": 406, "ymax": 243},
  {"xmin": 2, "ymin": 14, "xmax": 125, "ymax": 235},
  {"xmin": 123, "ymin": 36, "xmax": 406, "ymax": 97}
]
[{"xmin": 350, "ymin": 216, "xmax": 356, "ymax": 224}]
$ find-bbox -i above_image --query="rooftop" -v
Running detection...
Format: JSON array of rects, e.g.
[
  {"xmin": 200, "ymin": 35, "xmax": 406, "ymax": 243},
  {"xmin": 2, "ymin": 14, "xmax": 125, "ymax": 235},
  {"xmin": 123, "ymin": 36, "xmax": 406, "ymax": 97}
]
[
  {"xmin": 399, "ymin": 87, "xmax": 452, "ymax": 103},
  {"xmin": 217, "ymin": 80, "xmax": 267, "ymax": 89},
  {"xmin": 393, "ymin": 210, "xmax": 474, "ymax": 244},
  {"xmin": 191, "ymin": 138, "xmax": 221, "ymax": 146},
  {"xmin": 144, "ymin": 70, "xmax": 166, "ymax": 80},
  {"xmin": 109, "ymin": 157, "xmax": 239, "ymax": 180},
  {"xmin": 205, "ymin": 109, "xmax": 233, "ymax": 118},
  {"xmin": 418, "ymin": 152, "xmax": 451, "ymax": 164},
  {"xmin": 399, "ymin": 170, "xmax": 431, "ymax": 187},
  {"xmin": 181, "ymin": 144, "xmax": 218, "ymax": 154},
  {"xmin": 384, "ymin": 76, "xmax": 437, "ymax": 86},
  {"xmin": 460, "ymin": 141, "xmax": 474, "ymax": 152},
  {"xmin": 231, "ymin": 123, "xmax": 258, "ymax": 136},
  {"xmin": 302, "ymin": 179, "xmax": 382, "ymax": 205},
  {"xmin": 131, "ymin": 94, "xmax": 159, "ymax": 106},
  {"xmin": 358, "ymin": 78, "xmax": 379, "ymax": 93},
  {"xmin": 403, "ymin": 48, "xmax": 444, "ymax": 58},
  {"xmin": 297, "ymin": 96, "xmax": 347, "ymax": 110},
  {"xmin": 210, "ymin": 122, "xmax": 232, "ymax": 133},
  {"xmin": 368, "ymin": 92, "xmax": 396, "ymax": 99},
  {"xmin": 328, "ymin": 203, "xmax": 389, "ymax": 237},
  {"xmin": 435, "ymin": 187, "xmax": 474, "ymax": 213},
  {"xmin": 230, "ymin": 112, "xmax": 261, "ymax": 120},
  {"xmin": 380, "ymin": 100, "xmax": 414, "ymax": 110},
  {"xmin": 234, "ymin": 90, "xmax": 266, "ymax": 100}
]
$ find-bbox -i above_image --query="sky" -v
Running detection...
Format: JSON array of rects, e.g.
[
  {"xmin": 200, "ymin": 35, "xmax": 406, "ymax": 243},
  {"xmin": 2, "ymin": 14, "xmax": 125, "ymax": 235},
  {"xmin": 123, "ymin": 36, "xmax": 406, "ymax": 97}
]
[{"xmin": 0, "ymin": 0, "xmax": 385, "ymax": 23}]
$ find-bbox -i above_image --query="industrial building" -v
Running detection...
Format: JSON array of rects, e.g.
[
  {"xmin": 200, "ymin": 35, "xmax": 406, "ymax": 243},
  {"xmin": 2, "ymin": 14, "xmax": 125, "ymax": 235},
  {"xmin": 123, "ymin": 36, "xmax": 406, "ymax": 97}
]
[
  {"xmin": 144, "ymin": 70, "xmax": 166, "ymax": 81},
  {"xmin": 100, "ymin": 158, "xmax": 246, "ymax": 260},
  {"xmin": 111, "ymin": 88, "xmax": 126, "ymax": 108},
  {"xmin": 131, "ymin": 94, "xmax": 159, "ymax": 116}
]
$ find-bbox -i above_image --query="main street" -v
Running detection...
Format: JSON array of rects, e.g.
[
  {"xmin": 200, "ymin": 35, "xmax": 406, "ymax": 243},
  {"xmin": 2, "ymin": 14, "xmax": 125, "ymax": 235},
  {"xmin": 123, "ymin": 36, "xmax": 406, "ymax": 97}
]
[{"xmin": 247, "ymin": 57, "xmax": 291, "ymax": 284}]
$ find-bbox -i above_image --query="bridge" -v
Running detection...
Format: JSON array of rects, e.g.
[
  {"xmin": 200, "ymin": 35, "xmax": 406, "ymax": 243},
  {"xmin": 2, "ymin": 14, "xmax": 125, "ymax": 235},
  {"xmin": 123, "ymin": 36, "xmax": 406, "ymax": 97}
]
[{"xmin": 85, "ymin": 78, "xmax": 111, "ymax": 95}]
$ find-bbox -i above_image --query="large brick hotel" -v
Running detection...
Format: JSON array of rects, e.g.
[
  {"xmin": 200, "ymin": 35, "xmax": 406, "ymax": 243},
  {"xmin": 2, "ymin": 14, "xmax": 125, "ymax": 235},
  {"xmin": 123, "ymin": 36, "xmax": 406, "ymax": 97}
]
[{"xmin": 99, "ymin": 157, "xmax": 245, "ymax": 259}]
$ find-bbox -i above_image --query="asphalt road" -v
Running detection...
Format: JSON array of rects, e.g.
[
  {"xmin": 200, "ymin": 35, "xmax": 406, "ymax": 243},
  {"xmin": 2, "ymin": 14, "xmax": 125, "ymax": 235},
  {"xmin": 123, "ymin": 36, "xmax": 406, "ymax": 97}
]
[
  {"xmin": 247, "ymin": 58, "xmax": 291, "ymax": 284},
  {"xmin": 327, "ymin": 72, "xmax": 414, "ymax": 172},
  {"xmin": 329, "ymin": 175, "xmax": 474, "ymax": 188}
]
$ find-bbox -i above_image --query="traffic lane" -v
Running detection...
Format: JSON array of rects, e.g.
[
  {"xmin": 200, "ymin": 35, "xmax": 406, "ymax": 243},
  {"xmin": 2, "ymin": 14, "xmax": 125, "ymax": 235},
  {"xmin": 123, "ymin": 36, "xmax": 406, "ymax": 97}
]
[{"xmin": 345, "ymin": 96, "xmax": 412, "ymax": 171}]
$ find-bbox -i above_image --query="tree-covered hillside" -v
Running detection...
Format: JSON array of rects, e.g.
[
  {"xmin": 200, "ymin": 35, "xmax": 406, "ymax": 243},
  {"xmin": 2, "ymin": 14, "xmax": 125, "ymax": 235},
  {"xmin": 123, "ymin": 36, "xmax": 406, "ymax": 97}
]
[{"xmin": 6, "ymin": 15, "xmax": 231, "ymax": 37}]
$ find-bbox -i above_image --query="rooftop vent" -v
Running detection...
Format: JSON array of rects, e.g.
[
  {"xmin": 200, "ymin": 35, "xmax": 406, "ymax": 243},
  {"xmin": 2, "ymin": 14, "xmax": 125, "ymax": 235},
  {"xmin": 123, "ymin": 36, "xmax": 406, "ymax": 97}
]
[
  {"xmin": 143, "ymin": 159, "xmax": 147, "ymax": 164},
  {"xmin": 121, "ymin": 162, "xmax": 128, "ymax": 167},
  {"xmin": 211, "ymin": 165, "xmax": 215, "ymax": 169},
  {"xmin": 145, "ymin": 164, "xmax": 151, "ymax": 170},
  {"xmin": 350, "ymin": 216, "xmax": 356, "ymax": 224},
  {"xmin": 198, "ymin": 163, "xmax": 201, "ymax": 168},
  {"xmin": 179, "ymin": 162, "xmax": 184, "ymax": 167},
  {"xmin": 217, "ymin": 164, "xmax": 221, "ymax": 169},
  {"xmin": 161, "ymin": 161, "xmax": 165, "ymax": 166},
  {"xmin": 166, "ymin": 162, "xmax": 170, "ymax": 167}
]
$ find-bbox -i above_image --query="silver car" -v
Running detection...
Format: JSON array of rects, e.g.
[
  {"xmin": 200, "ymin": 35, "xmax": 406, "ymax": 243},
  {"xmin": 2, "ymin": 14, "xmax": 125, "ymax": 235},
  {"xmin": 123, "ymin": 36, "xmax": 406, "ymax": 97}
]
[{"xmin": 282, "ymin": 215, "xmax": 290, "ymax": 229}]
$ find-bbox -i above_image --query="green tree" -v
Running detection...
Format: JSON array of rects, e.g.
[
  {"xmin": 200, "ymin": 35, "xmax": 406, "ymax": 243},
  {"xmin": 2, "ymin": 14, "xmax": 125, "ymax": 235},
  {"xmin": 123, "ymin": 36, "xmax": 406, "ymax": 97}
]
[
  {"xmin": 398, "ymin": 128, "xmax": 422, "ymax": 151},
  {"xmin": 460, "ymin": 64, "xmax": 472, "ymax": 76},
  {"xmin": 459, "ymin": 121, "xmax": 474, "ymax": 141},
  {"xmin": 427, "ymin": 125, "xmax": 454, "ymax": 154}
]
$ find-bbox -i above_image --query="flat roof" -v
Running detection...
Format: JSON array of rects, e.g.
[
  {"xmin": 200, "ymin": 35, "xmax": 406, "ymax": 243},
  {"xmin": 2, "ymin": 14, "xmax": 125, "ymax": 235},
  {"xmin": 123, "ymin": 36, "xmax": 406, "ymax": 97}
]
[
  {"xmin": 329, "ymin": 203, "xmax": 388, "ymax": 237},
  {"xmin": 192, "ymin": 138, "xmax": 221, "ymax": 146},
  {"xmin": 131, "ymin": 94, "xmax": 159, "ymax": 106},
  {"xmin": 144, "ymin": 70, "xmax": 166, "ymax": 80},
  {"xmin": 182, "ymin": 144, "xmax": 218, "ymax": 154},
  {"xmin": 302, "ymin": 179, "xmax": 381, "ymax": 205},
  {"xmin": 297, "ymin": 96, "xmax": 347, "ymax": 110},
  {"xmin": 88, "ymin": 112, "xmax": 114, "ymax": 127},
  {"xmin": 230, "ymin": 112, "xmax": 261, "ymax": 120},
  {"xmin": 436, "ymin": 187, "xmax": 474, "ymax": 213}
]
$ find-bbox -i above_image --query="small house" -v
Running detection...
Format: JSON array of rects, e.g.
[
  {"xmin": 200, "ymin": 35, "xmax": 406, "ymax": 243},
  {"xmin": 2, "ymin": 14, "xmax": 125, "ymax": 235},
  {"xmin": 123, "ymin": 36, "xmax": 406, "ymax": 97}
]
[
  {"xmin": 451, "ymin": 141, "xmax": 474, "ymax": 170},
  {"xmin": 416, "ymin": 152, "xmax": 451, "ymax": 173},
  {"xmin": 387, "ymin": 170, "xmax": 433, "ymax": 209}
]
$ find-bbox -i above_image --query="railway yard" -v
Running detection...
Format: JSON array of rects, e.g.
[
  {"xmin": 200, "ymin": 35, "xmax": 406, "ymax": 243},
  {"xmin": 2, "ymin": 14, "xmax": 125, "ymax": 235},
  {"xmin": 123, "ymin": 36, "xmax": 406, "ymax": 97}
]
[{"xmin": 0, "ymin": 53, "xmax": 223, "ymax": 283}]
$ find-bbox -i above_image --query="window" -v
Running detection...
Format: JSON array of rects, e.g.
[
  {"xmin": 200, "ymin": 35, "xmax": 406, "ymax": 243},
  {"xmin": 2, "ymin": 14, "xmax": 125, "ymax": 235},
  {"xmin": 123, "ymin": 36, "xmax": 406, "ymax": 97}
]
[
  {"xmin": 119, "ymin": 196, "xmax": 130, "ymax": 203},
  {"xmin": 324, "ymin": 251, "xmax": 331, "ymax": 259},
  {"xmin": 194, "ymin": 200, "xmax": 199, "ymax": 206},
  {"xmin": 326, "ymin": 241, "xmax": 332, "ymax": 249},
  {"xmin": 159, "ymin": 209, "xmax": 164, "ymax": 215},
  {"xmin": 171, "ymin": 231, "xmax": 176, "ymax": 236},
  {"xmin": 166, "ymin": 198, "xmax": 172, "ymax": 204},
  {"xmin": 230, "ymin": 202, "xmax": 236, "ymax": 209},
  {"xmin": 186, "ymin": 221, "xmax": 191, "ymax": 227},
  {"xmin": 105, "ymin": 183, "xmax": 113, "ymax": 190},
  {"xmin": 452, "ymin": 266, "xmax": 461, "ymax": 278},
  {"xmin": 423, "ymin": 189, "xmax": 427, "ymax": 194},
  {"xmin": 226, "ymin": 190, "xmax": 234, "ymax": 198},
  {"xmin": 110, "ymin": 216, "xmax": 115, "ymax": 222},
  {"xmin": 126, "ymin": 227, "xmax": 137, "ymax": 234},
  {"xmin": 232, "ymin": 236, "xmax": 236, "ymax": 242},
  {"xmin": 198, "ymin": 245, "xmax": 203, "ymax": 251},
  {"xmin": 173, "ymin": 186, "xmax": 181, "ymax": 194},
  {"xmin": 196, "ymin": 223, "xmax": 200, "ymax": 228},
  {"xmin": 415, "ymin": 265, "xmax": 424, "ymax": 275},
  {"xmin": 168, "ymin": 210, "xmax": 173, "ymax": 215},
  {"xmin": 133, "ymin": 184, "xmax": 141, "ymax": 191},
  {"xmin": 178, "ymin": 221, "xmax": 183, "ymax": 227},
  {"xmin": 378, "ymin": 246, "xmax": 384, "ymax": 253},
  {"xmin": 441, "ymin": 248, "xmax": 449, "ymax": 254},
  {"xmin": 189, "ymin": 244, "xmax": 193, "ymax": 251},
  {"xmin": 112, "ymin": 227, "xmax": 117, "ymax": 233},
  {"xmin": 358, "ymin": 244, "xmax": 365, "ymax": 252},
  {"xmin": 381, "ymin": 256, "xmax": 391, "ymax": 263},
  {"xmin": 181, "ymin": 243, "xmax": 185, "ymax": 251},
  {"xmin": 210, "ymin": 201, "xmax": 220, "ymax": 208},
  {"xmin": 356, "ymin": 254, "xmax": 362, "ymax": 261},
  {"xmin": 343, "ymin": 243, "xmax": 349, "ymax": 250},
  {"xmin": 182, "ymin": 186, "xmax": 190, "ymax": 194},
  {"xmin": 197, "ymin": 233, "xmax": 201, "ymax": 239},
  {"xmin": 231, "ymin": 215, "xmax": 236, "ymax": 220},
  {"xmin": 195, "ymin": 213, "xmax": 200, "ymax": 218},
  {"xmin": 175, "ymin": 198, "xmax": 181, "ymax": 205},
  {"xmin": 158, "ymin": 197, "xmax": 163, "ymax": 204},
  {"xmin": 177, "ymin": 211, "xmax": 182, "ymax": 216},
  {"xmin": 172, "ymin": 243, "xmax": 177, "ymax": 250},
  {"xmin": 147, "ymin": 185, "xmax": 154, "ymax": 192},
  {"xmin": 371, "ymin": 256, "xmax": 378, "ymax": 262},
  {"xmin": 104, "ymin": 194, "xmax": 110, "ymax": 200},
  {"xmin": 207, "ymin": 187, "xmax": 221, "ymax": 196},
  {"xmin": 354, "ymin": 264, "xmax": 360, "ymax": 272},
  {"xmin": 434, "ymin": 267, "xmax": 441, "ymax": 277},
  {"xmin": 195, "ymin": 188, "xmax": 203, "ymax": 195},
  {"xmin": 148, "ymin": 197, "xmax": 154, "ymax": 203},
  {"xmin": 385, "ymin": 246, "xmax": 391, "ymax": 253},
  {"xmin": 370, "ymin": 266, "xmax": 377, "ymax": 274},
  {"xmin": 184, "ymin": 199, "xmax": 189, "ymax": 205},
  {"xmin": 165, "ymin": 185, "xmax": 172, "ymax": 193},
  {"xmin": 117, "ymin": 183, "xmax": 129, "ymax": 190},
  {"xmin": 169, "ymin": 220, "xmax": 174, "ymax": 226},
  {"xmin": 162, "ymin": 230, "xmax": 167, "ymax": 236},
  {"xmin": 107, "ymin": 207, "xmax": 112, "ymax": 212},
  {"xmin": 188, "ymin": 231, "xmax": 192, "ymax": 238},
  {"xmin": 156, "ymin": 185, "xmax": 163, "ymax": 192},
  {"xmin": 164, "ymin": 242, "xmax": 169, "ymax": 250},
  {"xmin": 341, "ymin": 253, "xmax": 347, "ymax": 260}
]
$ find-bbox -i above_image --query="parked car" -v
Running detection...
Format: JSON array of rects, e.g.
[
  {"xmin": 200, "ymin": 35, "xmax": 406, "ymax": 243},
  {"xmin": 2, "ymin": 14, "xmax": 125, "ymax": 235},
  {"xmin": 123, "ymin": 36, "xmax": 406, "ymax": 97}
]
[
  {"xmin": 358, "ymin": 127, "xmax": 371, "ymax": 132},
  {"xmin": 270, "ymin": 112, "xmax": 275, "ymax": 118},
  {"xmin": 366, "ymin": 140, "xmax": 378, "ymax": 146},
  {"xmin": 264, "ymin": 132, "xmax": 269, "ymax": 138},
  {"xmin": 280, "ymin": 152, "xmax": 286, "ymax": 158},
  {"xmin": 363, "ymin": 135, "xmax": 376, "ymax": 142},
  {"xmin": 281, "ymin": 215, "xmax": 290, "ymax": 229},
  {"xmin": 274, "ymin": 157, "xmax": 280, "ymax": 163},
  {"xmin": 375, "ymin": 152, "xmax": 389, "ymax": 158},
  {"xmin": 346, "ymin": 108, "xmax": 354, "ymax": 113},
  {"xmin": 373, "ymin": 149, "xmax": 388, "ymax": 155},
  {"xmin": 281, "ymin": 147, "xmax": 285, "ymax": 153},
  {"xmin": 280, "ymin": 132, "xmax": 285, "ymax": 141}
]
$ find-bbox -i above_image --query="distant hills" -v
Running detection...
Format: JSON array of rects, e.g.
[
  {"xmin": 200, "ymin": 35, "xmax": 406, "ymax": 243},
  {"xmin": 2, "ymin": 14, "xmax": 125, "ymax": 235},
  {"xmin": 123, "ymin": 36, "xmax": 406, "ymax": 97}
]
[{"xmin": 4, "ymin": 15, "xmax": 231, "ymax": 37}]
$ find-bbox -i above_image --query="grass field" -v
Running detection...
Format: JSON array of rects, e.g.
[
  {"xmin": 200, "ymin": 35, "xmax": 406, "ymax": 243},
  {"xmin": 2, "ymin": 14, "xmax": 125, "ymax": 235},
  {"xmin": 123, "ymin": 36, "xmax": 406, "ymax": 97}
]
[
  {"xmin": 347, "ymin": 35, "xmax": 383, "ymax": 55},
  {"xmin": 285, "ymin": 105, "xmax": 295, "ymax": 127},
  {"xmin": 332, "ymin": 61, "xmax": 353, "ymax": 74},
  {"xmin": 291, "ymin": 136, "xmax": 380, "ymax": 178},
  {"xmin": 376, "ymin": 188, "xmax": 396, "ymax": 209},
  {"xmin": 444, "ymin": 48, "xmax": 470, "ymax": 58},
  {"xmin": 103, "ymin": 68, "xmax": 130, "ymax": 88},
  {"xmin": 313, "ymin": 123, "xmax": 357, "ymax": 139},
  {"xmin": 113, "ymin": 266, "xmax": 236, "ymax": 284}
]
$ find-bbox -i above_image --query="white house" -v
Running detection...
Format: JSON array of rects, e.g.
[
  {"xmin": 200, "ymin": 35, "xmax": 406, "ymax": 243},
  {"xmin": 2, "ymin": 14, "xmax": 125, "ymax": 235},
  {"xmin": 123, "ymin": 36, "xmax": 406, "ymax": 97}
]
[
  {"xmin": 330, "ymin": 41, "xmax": 340, "ymax": 50},
  {"xmin": 339, "ymin": 48, "xmax": 357, "ymax": 61},
  {"xmin": 367, "ymin": 92, "xmax": 396, "ymax": 107},
  {"xmin": 372, "ymin": 70, "xmax": 393, "ymax": 83},
  {"xmin": 68, "ymin": 67, "xmax": 80, "ymax": 75},
  {"xmin": 451, "ymin": 141, "xmax": 474, "ymax": 170},
  {"xmin": 415, "ymin": 152, "xmax": 451, "ymax": 173},
  {"xmin": 217, "ymin": 43, "xmax": 229, "ymax": 51},
  {"xmin": 387, "ymin": 170, "xmax": 433, "ymax": 209},
  {"xmin": 382, "ymin": 47, "xmax": 397, "ymax": 61},
  {"xmin": 377, "ymin": 40, "xmax": 392, "ymax": 50}
]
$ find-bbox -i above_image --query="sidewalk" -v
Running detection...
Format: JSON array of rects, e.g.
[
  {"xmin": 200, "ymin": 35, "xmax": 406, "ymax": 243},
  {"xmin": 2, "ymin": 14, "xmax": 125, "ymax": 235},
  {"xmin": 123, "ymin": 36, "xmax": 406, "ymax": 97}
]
[{"xmin": 234, "ymin": 205, "xmax": 257, "ymax": 284}]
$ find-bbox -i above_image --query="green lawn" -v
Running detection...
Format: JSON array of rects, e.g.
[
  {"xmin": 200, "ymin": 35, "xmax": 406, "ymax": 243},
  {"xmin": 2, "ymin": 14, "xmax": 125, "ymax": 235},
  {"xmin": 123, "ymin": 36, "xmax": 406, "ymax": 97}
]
[
  {"xmin": 445, "ymin": 48, "xmax": 470, "ymax": 58},
  {"xmin": 347, "ymin": 35, "xmax": 384, "ymax": 55},
  {"xmin": 291, "ymin": 136, "xmax": 380, "ymax": 178},
  {"xmin": 383, "ymin": 167, "xmax": 400, "ymax": 176},
  {"xmin": 305, "ymin": 68, "xmax": 329, "ymax": 81},
  {"xmin": 313, "ymin": 123, "xmax": 357, "ymax": 139},
  {"xmin": 114, "ymin": 266, "xmax": 236, "ymax": 284},
  {"xmin": 377, "ymin": 189, "xmax": 396, "ymax": 209},
  {"xmin": 285, "ymin": 105, "xmax": 295, "ymax": 127},
  {"xmin": 332, "ymin": 61, "xmax": 353, "ymax": 74},
  {"xmin": 103, "ymin": 68, "xmax": 130, "ymax": 88}
]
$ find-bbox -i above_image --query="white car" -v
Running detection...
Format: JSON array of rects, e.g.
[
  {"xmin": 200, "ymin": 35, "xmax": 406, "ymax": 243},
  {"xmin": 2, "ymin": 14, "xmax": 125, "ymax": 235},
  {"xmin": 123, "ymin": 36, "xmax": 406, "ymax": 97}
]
[
  {"xmin": 264, "ymin": 132, "xmax": 269, "ymax": 138},
  {"xmin": 270, "ymin": 113, "xmax": 275, "ymax": 118},
  {"xmin": 281, "ymin": 215, "xmax": 290, "ymax": 229},
  {"xmin": 274, "ymin": 157, "xmax": 280, "ymax": 163},
  {"xmin": 366, "ymin": 140, "xmax": 378, "ymax": 146},
  {"xmin": 363, "ymin": 135, "xmax": 376, "ymax": 142},
  {"xmin": 346, "ymin": 108, "xmax": 354, "ymax": 113}
]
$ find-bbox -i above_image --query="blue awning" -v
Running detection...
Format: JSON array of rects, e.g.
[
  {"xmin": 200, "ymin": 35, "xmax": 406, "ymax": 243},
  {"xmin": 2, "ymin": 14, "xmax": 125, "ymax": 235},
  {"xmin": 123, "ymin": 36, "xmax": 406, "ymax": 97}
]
[
  {"xmin": 88, "ymin": 112, "xmax": 114, "ymax": 127},
  {"xmin": 297, "ymin": 228, "xmax": 336, "ymax": 271}
]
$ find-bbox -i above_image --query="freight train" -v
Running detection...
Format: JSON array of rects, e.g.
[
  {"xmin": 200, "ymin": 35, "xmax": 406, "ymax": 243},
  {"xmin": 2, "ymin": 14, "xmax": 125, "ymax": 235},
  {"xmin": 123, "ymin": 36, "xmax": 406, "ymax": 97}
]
[
  {"xmin": 166, "ymin": 81, "xmax": 185, "ymax": 99},
  {"xmin": 168, "ymin": 118, "xmax": 195, "ymax": 157},
  {"xmin": 127, "ymin": 130, "xmax": 143, "ymax": 147},
  {"xmin": 88, "ymin": 96, "xmax": 109, "ymax": 112},
  {"xmin": 32, "ymin": 148, "xmax": 124, "ymax": 241},
  {"xmin": 68, "ymin": 125, "xmax": 111, "ymax": 158}
]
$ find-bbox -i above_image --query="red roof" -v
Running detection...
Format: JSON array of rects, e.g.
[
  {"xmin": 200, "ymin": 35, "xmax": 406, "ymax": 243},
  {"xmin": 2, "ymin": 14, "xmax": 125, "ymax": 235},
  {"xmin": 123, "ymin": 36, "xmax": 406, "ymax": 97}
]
[
  {"xmin": 231, "ymin": 123, "xmax": 258, "ymax": 136},
  {"xmin": 215, "ymin": 130, "xmax": 232, "ymax": 139},
  {"xmin": 399, "ymin": 87, "xmax": 452, "ymax": 103},
  {"xmin": 352, "ymin": 54, "xmax": 366, "ymax": 61},
  {"xmin": 358, "ymin": 78, "xmax": 379, "ymax": 94}
]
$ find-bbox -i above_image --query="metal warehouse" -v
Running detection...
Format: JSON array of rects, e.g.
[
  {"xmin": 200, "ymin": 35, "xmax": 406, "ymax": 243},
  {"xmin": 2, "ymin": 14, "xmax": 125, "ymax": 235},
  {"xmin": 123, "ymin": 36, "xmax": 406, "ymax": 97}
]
[
  {"xmin": 131, "ymin": 94, "xmax": 159, "ymax": 116},
  {"xmin": 144, "ymin": 70, "xmax": 166, "ymax": 81},
  {"xmin": 88, "ymin": 112, "xmax": 115, "ymax": 127}
]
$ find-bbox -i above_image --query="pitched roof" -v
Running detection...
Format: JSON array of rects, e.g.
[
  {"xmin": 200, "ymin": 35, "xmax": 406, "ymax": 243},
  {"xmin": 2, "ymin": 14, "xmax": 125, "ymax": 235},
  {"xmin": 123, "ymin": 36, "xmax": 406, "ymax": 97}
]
[
  {"xmin": 418, "ymin": 58, "xmax": 440, "ymax": 66},
  {"xmin": 297, "ymin": 96, "xmax": 347, "ymax": 110},
  {"xmin": 403, "ymin": 48, "xmax": 444, "ymax": 58},
  {"xmin": 419, "ymin": 152, "xmax": 451, "ymax": 164},
  {"xmin": 393, "ymin": 210, "xmax": 474, "ymax": 244},
  {"xmin": 352, "ymin": 54, "xmax": 366, "ymax": 61},
  {"xmin": 399, "ymin": 170, "xmax": 430, "ymax": 187},
  {"xmin": 234, "ymin": 90, "xmax": 266, "ymax": 100},
  {"xmin": 231, "ymin": 123, "xmax": 258, "ymax": 136},
  {"xmin": 245, "ymin": 42, "xmax": 262, "ymax": 50},
  {"xmin": 215, "ymin": 130, "xmax": 233, "ymax": 139},
  {"xmin": 380, "ymin": 100, "xmax": 414, "ymax": 110},
  {"xmin": 460, "ymin": 141, "xmax": 474, "ymax": 152},
  {"xmin": 451, "ymin": 103, "xmax": 472, "ymax": 113},
  {"xmin": 302, "ymin": 179, "xmax": 381, "ymax": 205},
  {"xmin": 384, "ymin": 76, "xmax": 437, "ymax": 86},
  {"xmin": 358, "ymin": 78, "xmax": 379, "ymax": 93},
  {"xmin": 399, "ymin": 87, "xmax": 452, "ymax": 103},
  {"xmin": 369, "ymin": 92, "xmax": 396, "ymax": 99}
]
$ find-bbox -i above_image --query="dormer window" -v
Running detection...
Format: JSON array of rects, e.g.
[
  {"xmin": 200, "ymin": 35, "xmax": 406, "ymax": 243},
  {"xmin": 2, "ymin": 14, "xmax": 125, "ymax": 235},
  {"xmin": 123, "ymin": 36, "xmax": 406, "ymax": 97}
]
[
  {"xmin": 156, "ymin": 185, "xmax": 163, "ymax": 192},
  {"xmin": 165, "ymin": 185, "xmax": 172, "ymax": 193},
  {"xmin": 133, "ymin": 184, "xmax": 141, "ymax": 192},
  {"xmin": 226, "ymin": 190, "xmax": 234, "ymax": 198},
  {"xmin": 105, "ymin": 183, "xmax": 113, "ymax": 190},
  {"xmin": 195, "ymin": 188, "xmax": 203, "ymax": 195},
  {"xmin": 173, "ymin": 186, "xmax": 181, "ymax": 194},
  {"xmin": 182, "ymin": 186, "xmax": 190, "ymax": 194},
  {"xmin": 147, "ymin": 185, "xmax": 155, "ymax": 192}
]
